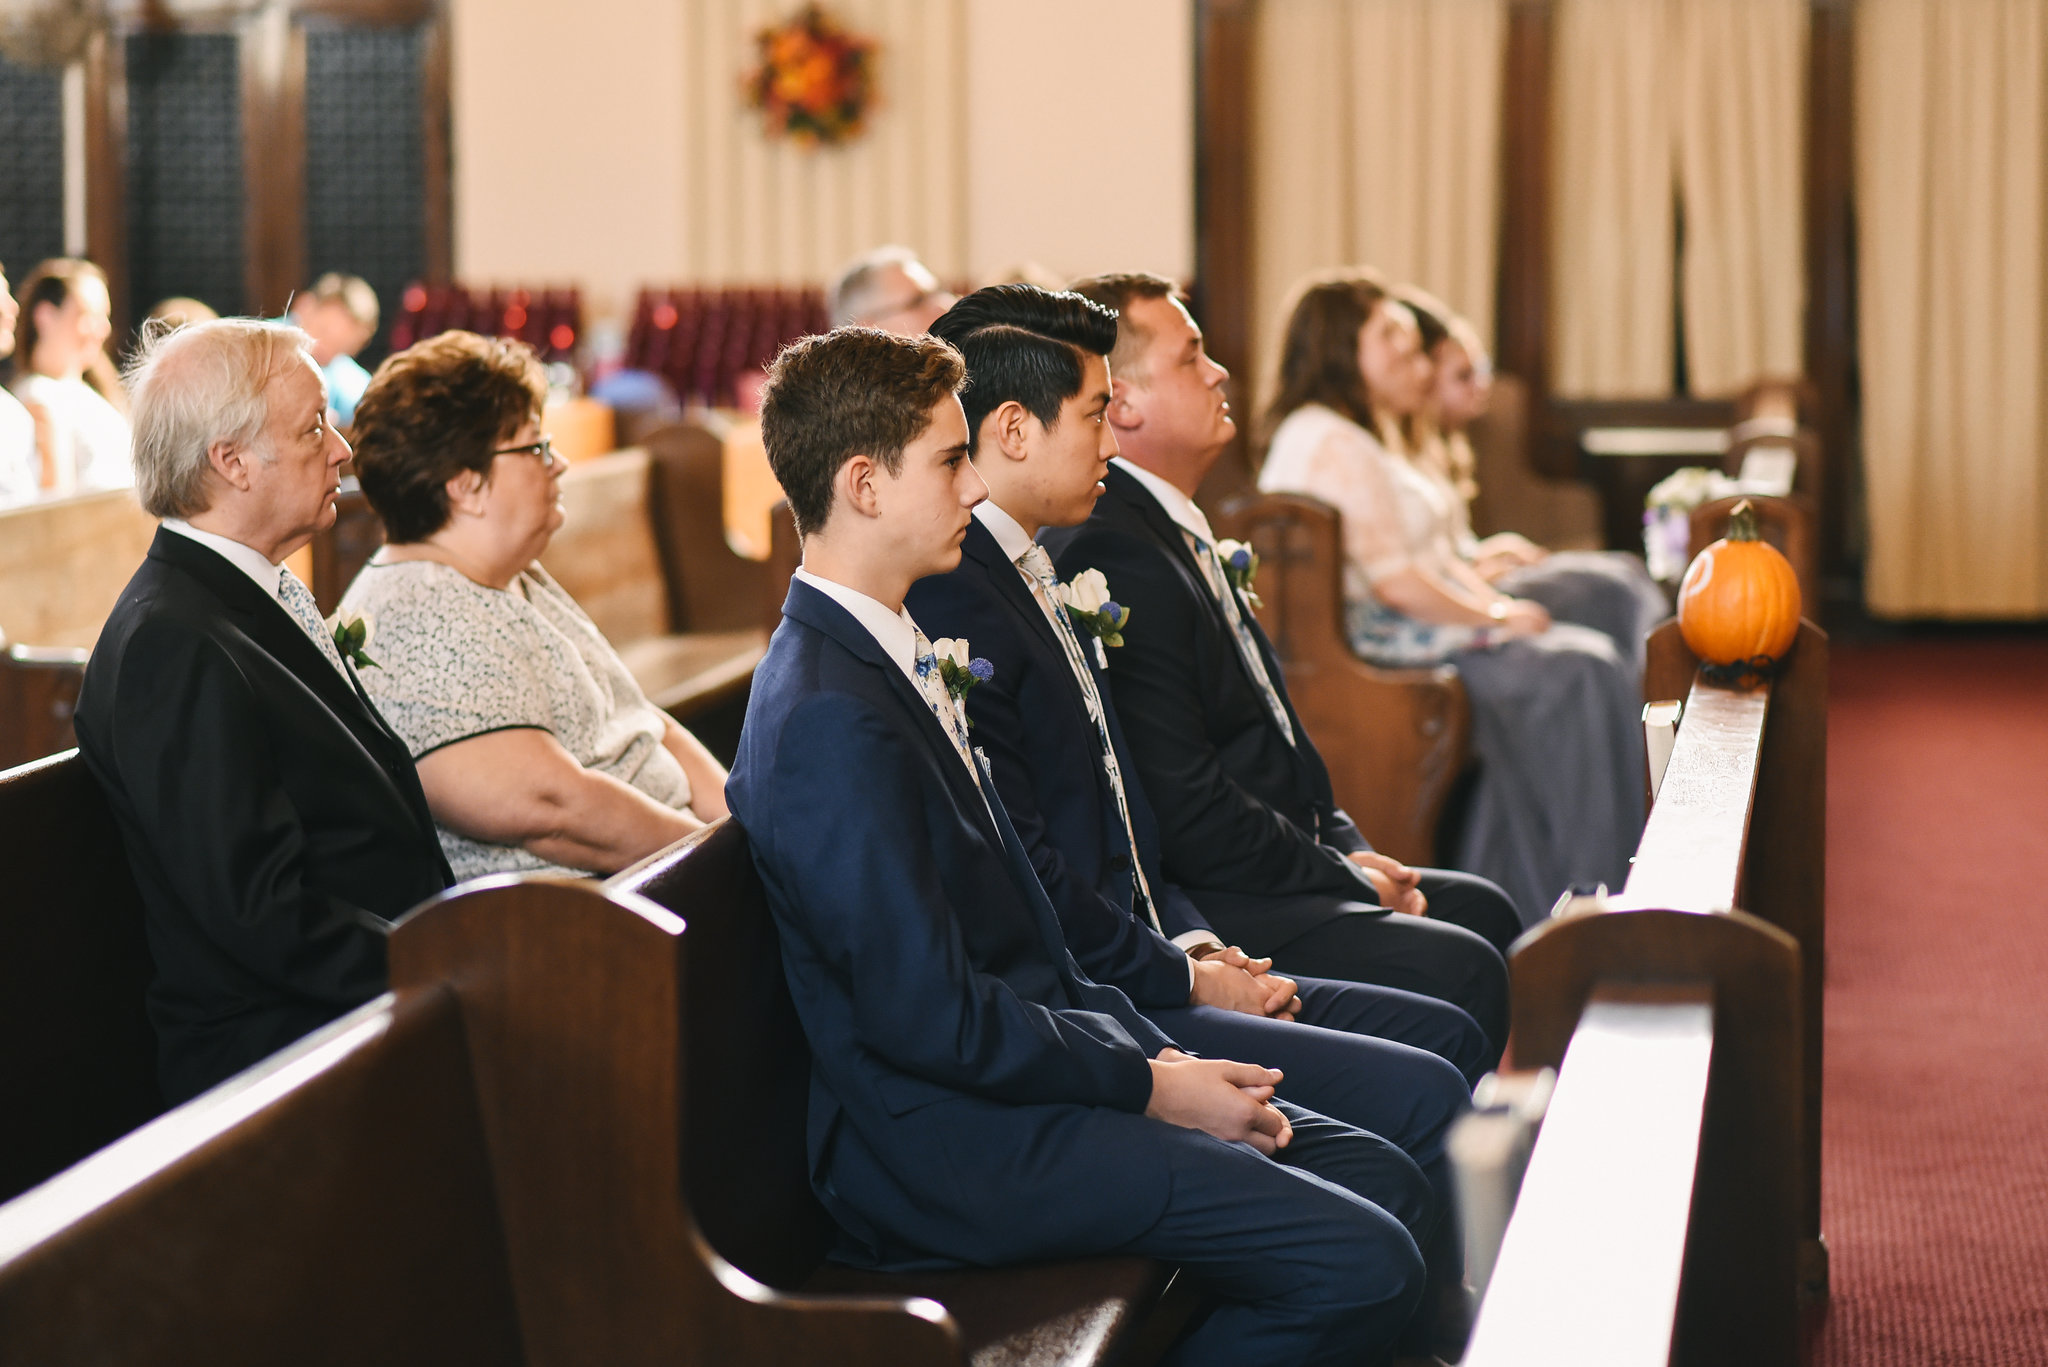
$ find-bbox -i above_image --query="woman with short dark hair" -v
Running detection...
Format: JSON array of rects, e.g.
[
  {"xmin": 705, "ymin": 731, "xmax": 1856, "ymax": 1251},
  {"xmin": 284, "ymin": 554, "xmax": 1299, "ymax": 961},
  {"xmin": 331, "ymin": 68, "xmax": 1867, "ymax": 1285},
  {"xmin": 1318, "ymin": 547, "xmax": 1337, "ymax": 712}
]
[{"xmin": 341, "ymin": 330, "xmax": 727, "ymax": 879}]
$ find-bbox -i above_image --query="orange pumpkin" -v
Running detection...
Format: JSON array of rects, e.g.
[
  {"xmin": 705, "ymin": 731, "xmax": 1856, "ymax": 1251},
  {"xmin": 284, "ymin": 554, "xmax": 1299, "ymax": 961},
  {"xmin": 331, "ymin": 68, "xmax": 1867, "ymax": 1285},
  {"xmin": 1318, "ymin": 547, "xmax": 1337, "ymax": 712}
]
[{"xmin": 1677, "ymin": 500, "xmax": 1801, "ymax": 669}]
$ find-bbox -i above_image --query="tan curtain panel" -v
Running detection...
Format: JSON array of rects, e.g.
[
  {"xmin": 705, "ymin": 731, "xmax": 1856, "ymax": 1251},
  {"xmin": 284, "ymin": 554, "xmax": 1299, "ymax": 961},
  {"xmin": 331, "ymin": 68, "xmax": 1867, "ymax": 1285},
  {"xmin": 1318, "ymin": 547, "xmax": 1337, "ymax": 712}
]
[
  {"xmin": 678, "ymin": 0, "xmax": 967, "ymax": 283},
  {"xmin": 1673, "ymin": 0, "xmax": 1807, "ymax": 396},
  {"xmin": 1252, "ymin": 0, "xmax": 1508, "ymax": 410},
  {"xmin": 1549, "ymin": 0, "xmax": 1674, "ymax": 398},
  {"xmin": 1857, "ymin": 0, "xmax": 2048, "ymax": 617},
  {"xmin": 1549, "ymin": 0, "xmax": 1805, "ymax": 399}
]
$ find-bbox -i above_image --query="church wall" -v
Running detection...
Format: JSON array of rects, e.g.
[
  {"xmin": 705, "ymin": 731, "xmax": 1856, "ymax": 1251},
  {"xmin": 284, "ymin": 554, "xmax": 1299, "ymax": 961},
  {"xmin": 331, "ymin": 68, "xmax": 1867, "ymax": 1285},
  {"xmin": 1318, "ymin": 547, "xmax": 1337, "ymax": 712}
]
[{"xmin": 448, "ymin": 0, "xmax": 1194, "ymax": 323}]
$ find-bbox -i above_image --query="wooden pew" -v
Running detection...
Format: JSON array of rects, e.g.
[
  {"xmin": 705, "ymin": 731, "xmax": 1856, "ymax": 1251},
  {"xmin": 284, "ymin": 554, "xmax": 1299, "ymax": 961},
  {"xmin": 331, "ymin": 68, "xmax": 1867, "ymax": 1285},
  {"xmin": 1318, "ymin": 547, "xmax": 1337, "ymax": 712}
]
[
  {"xmin": 0, "ymin": 489, "xmax": 157, "ymax": 766},
  {"xmin": 1467, "ymin": 374, "xmax": 1605, "ymax": 552},
  {"xmin": 0, "ymin": 825, "xmax": 1197, "ymax": 1365},
  {"xmin": 1462, "ymin": 617, "xmax": 1828, "ymax": 1366},
  {"xmin": 1211, "ymin": 492, "xmax": 1472, "ymax": 868},
  {"xmin": 0, "ymin": 750, "xmax": 162, "ymax": 1204}
]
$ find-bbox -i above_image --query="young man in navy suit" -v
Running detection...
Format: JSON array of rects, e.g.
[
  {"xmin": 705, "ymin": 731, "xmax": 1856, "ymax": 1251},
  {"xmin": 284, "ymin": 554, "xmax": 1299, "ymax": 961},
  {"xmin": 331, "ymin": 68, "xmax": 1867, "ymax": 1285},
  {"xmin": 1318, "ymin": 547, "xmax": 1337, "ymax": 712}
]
[
  {"xmin": 906, "ymin": 285, "xmax": 1494, "ymax": 1108},
  {"xmin": 1044, "ymin": 273, "xmax": 1522, "ymax": 1056},
  {"xmin": 727, "ymin": 327, "xmax": 1446, "ymax": 1366}
]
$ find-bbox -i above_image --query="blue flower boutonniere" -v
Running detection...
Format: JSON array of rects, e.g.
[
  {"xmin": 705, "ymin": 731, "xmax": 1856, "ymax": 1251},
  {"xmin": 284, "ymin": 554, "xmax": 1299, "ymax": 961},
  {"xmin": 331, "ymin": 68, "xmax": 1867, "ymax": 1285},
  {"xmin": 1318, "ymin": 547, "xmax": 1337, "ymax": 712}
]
[
  {"xmin": 326, "ymin": 610, "xmax": 381, "ymax": 670},
  {"xmin": 1214, "ymin": 539, "xmax": 1263, "ymax": 610},
  {"xmin": 932, "ymin": 637, "xmax": 994, "ymax": 707},
  {"xmin": 1056, "ymin": 568, "xmax": 1132, "ymax": 651}
]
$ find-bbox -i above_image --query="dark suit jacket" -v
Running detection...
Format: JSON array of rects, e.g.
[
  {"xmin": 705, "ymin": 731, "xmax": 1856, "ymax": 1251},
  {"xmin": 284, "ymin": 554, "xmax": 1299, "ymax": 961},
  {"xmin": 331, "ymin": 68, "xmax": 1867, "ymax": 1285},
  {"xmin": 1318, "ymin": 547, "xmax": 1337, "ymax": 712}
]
[
  {"xmin": 73, "ymin": 528, "xmax": 453, "ymax": 1103},
  {"xmin": 906, "ymin": 517, "xmax": 1211, "ymax": 1009},
  {"xmin": 726, "ymin": 577, "xmax": 1178, "ymax": 1269},
  {"xmin": 1043, "ymin": 465, "xmax": 1384, "ymax": 938}
]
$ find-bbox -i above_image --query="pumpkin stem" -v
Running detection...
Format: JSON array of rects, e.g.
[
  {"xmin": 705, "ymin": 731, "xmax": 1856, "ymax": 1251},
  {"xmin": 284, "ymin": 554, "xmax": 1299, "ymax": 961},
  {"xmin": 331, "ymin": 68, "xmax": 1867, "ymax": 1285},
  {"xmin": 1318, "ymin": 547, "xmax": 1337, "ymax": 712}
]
[{"xmin": 1728, "ymin": 499, "xmax": 1761, "ymax": 542}]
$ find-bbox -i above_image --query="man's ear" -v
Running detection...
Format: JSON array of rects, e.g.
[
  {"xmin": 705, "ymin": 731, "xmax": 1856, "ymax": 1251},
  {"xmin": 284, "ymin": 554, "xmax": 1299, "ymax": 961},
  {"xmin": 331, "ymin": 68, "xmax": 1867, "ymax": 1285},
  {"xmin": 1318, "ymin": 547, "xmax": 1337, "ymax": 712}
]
[
  {"xmin": 986, "ymin": 400, "xmax": 1033, "ymax": 462},
  {"xmin": 837, "ymin": 452, "xmax": 884, "ymax": 519},
  {"xmin": 1106, "ymin": 376, "xmax": 1144, "ymax": 432},
  {"xmin": 443, "ymin": 466, "xmax": 489, "ymax": 518},
  {"xmin": 204, "ymin": 439, "xmax": 257, "ymax": 492}
]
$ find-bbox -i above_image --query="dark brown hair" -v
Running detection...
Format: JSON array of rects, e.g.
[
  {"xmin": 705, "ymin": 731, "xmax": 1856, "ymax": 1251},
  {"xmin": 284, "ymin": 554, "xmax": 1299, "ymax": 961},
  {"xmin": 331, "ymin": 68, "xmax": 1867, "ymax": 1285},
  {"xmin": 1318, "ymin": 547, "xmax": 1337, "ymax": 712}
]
[
  {"xmin": 758, "ymin": 326, "xmax": 965, "ymax": 538},
  {"xmin": 15, "ymin": 257, "xmax": 126, "ymax": 412},
  {"xmin": 349, "ymin": 330, "xmax": 548, "ymax": 543},
  {"xmin": 1068, "ymin": 271, "xmax": 1180, "ymax": 383},
  {"xmin": 1261, "ymin": 271, "xmax": 1393, "ymax": 445}
]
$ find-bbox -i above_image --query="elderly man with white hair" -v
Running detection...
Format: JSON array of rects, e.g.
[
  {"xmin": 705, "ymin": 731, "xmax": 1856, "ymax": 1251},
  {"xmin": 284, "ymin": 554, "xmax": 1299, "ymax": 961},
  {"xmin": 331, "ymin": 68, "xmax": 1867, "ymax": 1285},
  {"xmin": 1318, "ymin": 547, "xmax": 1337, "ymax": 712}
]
[{"xmin": 73, "ymin": 318, "xmax": 452, "ymax": 1104}]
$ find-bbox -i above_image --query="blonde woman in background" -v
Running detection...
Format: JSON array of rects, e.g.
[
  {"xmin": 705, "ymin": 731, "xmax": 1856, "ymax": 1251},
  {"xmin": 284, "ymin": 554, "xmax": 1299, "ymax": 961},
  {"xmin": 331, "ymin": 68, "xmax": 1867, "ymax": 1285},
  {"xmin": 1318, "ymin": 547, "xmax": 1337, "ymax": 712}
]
[
  {"xmin": 1257, "ymin": 272, "xmax": 1643, "ymax": 927},
  {"xmin": 1400, "ymin": 288, "xmax": 1665, "ymax": 674},
  {"xmin": 9, "ymin": 258, "xmax": 131, "ymax": 496}
]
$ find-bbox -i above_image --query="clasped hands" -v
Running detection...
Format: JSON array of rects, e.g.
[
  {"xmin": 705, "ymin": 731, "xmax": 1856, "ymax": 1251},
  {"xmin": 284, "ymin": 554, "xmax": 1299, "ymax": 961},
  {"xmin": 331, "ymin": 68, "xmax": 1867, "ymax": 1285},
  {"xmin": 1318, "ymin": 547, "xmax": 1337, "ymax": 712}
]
[
  {"xmin": 1188, "ymin": 943, "xmax": 1301, "ymax": 1020},
  {"xmin": 1349, "ymin": 850, "xmax": 1428, "ymax": 916},
  {"xmin": 1145, "ymin": 1047, "xmax": 1292, "ymax": 1154}
]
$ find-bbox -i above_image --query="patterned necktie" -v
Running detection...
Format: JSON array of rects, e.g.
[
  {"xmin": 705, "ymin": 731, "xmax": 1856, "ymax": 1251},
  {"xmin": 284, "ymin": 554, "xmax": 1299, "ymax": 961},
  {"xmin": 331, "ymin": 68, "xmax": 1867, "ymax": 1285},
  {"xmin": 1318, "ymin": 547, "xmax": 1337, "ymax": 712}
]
[
  {"xmin": 277, "ymin": 569, "xmax": 353, "ymax": 682},
  {"xmin": 910, "ymin": 626, "xmax": 989, "ymax": 799},
  {"xmin": 1018, "ymin": 545, "xmax": 1163, "ymax": 933},
  {"xmin": 1187, "ymin": 531, "xmax": 1296, "ymax": 746}
]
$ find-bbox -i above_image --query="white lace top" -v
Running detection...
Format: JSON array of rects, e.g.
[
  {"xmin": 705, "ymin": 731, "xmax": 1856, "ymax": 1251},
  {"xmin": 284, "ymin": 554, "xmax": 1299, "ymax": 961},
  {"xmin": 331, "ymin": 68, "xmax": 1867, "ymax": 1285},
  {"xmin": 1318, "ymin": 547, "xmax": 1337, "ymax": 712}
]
[
  {"xmin": 1259, "ymin": 403, "xmax": 1483, "ymax": 665},
  {"xmin": 341, "ymin": 558, "xmax": 693, "ymax": 880}
]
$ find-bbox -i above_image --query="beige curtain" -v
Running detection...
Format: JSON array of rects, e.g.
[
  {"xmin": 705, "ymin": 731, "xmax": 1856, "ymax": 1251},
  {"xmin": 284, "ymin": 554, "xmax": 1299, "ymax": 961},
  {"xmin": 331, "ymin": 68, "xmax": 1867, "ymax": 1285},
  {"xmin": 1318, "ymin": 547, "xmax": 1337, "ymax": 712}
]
[
  {"xmin": 1252, "ymin": 0, "xmax": 1508, "ymax": 411},
  {"xmin": 678, "ymin": 0, "xmax": 968, "ymax": 283},
  {"xmin": 1548, "ymin": 0, "xmax": 1805, "ymax": 398},
  {"xmin": 1674, "ymin": 0, "xmax": 1807, "ymax": 395},
  {"xmin": 1857, "ymin": 0, "xmax": 2048, "ymax": 617},
  {"xmin": 1549, "ymin": 0, "xmax": 1674, "ymax": 397}
]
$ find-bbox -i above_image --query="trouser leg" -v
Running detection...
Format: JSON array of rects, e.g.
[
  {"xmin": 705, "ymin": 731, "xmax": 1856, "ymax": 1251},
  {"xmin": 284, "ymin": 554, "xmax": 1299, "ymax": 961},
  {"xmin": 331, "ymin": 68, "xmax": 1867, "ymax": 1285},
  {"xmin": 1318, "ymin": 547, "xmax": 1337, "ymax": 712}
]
[
  {"xmin": 1269, "ymin": 911, "xmax": 1510, "ymax": 1068},
  {"xmin": 1119, "ymin": 1108, "xmax": 1429, "ymax": 1367}
]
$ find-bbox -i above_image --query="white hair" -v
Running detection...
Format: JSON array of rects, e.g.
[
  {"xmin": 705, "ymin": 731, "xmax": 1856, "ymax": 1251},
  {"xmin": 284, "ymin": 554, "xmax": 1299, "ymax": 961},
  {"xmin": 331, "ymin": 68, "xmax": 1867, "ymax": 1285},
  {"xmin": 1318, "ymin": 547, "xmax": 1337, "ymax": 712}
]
[
  {"xmin": 827, "ymin": 245, "xmax": 928, "ymax": 329},
  {"xmin": 125, "ymin": 317, "xmax": 315, "ymax": 519}
]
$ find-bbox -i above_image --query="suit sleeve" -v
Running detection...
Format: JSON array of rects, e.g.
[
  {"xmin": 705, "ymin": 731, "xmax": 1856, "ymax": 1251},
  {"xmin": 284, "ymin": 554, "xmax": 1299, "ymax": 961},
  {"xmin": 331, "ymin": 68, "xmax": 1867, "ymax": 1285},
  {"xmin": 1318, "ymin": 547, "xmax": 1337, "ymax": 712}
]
[
  {"xmin": 1057, "ymin": 530, "xmax": 1382, "ymax": 903},
  {"xmin": 963, "ymin": 628, "xmax": 1196, "ymax": 1010},
  {"xmin": 97, "ymin": 619, "xmax": 390, "ymax": 1005},
  {"xmin": 760, "ymin": 692, "xmax": 1157, "ymax": 1112}
]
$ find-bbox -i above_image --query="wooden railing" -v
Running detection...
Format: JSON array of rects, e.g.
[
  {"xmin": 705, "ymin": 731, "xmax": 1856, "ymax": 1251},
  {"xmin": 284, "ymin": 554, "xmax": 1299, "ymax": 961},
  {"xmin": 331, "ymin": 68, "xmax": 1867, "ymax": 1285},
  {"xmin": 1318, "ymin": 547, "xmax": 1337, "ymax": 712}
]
[{"xmin": 1462, "ymin": 617, "xmax": 1828, "ymax": 1366}]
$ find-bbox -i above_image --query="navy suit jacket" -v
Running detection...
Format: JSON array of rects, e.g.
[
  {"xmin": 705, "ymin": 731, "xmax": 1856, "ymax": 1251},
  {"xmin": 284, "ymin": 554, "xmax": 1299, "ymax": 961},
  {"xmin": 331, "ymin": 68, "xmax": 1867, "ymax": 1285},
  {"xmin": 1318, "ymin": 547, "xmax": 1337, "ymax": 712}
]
[
  {"xmin": 726, "ymin": 577, "xmax": 1179, "ymax": 1268},
  {"xmin": 906, "ymin": 517, "xmax": 1214, "ymax": 1011},
  {"xmin": 1042, "ymin": 466, "xmax": 1386, "ymax": 927},
  {"xmin": 73, "ymin": 528, "xmax": 453, "ymax": 1103}
]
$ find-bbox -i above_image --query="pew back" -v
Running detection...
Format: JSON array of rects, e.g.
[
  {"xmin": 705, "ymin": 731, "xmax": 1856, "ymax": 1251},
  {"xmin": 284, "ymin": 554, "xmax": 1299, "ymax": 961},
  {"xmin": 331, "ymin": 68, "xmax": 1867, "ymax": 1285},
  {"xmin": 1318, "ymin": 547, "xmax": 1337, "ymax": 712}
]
[
  {"xmin": 0, "ymin": 750, "xmax": 160, "ymax": 1203},
  {"xmin": 0, "ymin": 990, "xmax": 525, "ymax": 1366},
  {"xmin": 0, "ymin": 488, "xmax": 157, "ymax": 651},
  {"xmin": 1212, "ymin": 491, "xmax": 1471, "ymax": 866}
]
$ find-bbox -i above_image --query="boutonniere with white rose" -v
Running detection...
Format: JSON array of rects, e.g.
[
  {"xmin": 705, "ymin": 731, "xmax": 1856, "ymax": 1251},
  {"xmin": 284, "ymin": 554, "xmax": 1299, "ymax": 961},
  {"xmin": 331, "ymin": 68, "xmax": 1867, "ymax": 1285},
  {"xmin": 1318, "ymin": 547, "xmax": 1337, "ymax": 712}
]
[
  {"xmin": 1214, "ymin": 539, "xmax": 1263, "ymax": 610},
  {"xmin": 1057, "ymin": 568, "xmax": 1131, "ymax": 666},
  {"xmin": 326, "ymin": 610, "xmax": 380, "ymax": 670},
  {"xmin": 931, "ymin": 637, "xmax": 994, "ymax": 709}
]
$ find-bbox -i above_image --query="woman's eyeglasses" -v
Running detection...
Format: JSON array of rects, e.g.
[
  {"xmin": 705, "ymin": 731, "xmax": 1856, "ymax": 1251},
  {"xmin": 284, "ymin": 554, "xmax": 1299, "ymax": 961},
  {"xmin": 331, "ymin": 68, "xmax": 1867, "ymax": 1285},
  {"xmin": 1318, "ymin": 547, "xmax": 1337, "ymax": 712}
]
[{"xmin": 492, "ymin": 435, "xmax": 562, "ymax": 469}]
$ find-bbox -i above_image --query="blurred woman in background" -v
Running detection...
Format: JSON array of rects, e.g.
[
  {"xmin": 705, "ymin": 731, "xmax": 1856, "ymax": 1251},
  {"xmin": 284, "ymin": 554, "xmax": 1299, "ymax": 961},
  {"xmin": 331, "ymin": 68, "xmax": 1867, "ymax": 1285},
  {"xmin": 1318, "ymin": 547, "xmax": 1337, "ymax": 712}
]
[
  {"xmin": 1257, "ymin": 272, "xmax": 1642, "ymax": 927},
  {"xmin": 1400, "ymin": 288, "xmax": 1664, "ymax": 673},
  {"xmin": 9, "ymin": 258, "xmax": 131, "ymax": 496},
  {"xmin": 0, "ymin": 262, "xmax": 39, "ymax": 506}
]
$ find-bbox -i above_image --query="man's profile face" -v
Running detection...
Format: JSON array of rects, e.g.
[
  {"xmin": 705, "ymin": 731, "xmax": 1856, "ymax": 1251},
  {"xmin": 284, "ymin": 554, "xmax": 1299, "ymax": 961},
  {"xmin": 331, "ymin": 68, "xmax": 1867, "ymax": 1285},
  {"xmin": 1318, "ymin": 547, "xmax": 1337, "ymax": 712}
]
[
  {"xmin": 866, "ymin": 262, "xmax": 957, "ymax": 336},
  {"xmin": 247, "ymin": 357, "xmax": 351, "ymax": 548},
  {"xmin": 1120, "ymin": 294, "xmax": 1234, "ymax": 462},
  {"xmin": 1025, "ymin": 351, "xmax": 1117, "ymax": 528},
  {"xmin": 0, "ymin": 271, "xmax": 16, "ymax": 359},
  {"xmin": 875, "ymin": 394, "xmax": 985, "ymax": 581}
]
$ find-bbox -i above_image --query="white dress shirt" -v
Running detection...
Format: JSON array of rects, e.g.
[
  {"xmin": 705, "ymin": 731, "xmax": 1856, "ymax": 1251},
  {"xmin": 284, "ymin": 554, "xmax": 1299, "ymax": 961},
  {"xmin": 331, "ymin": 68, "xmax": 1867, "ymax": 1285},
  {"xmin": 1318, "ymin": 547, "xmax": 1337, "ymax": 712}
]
[
  {"xmin": 1113, "ymin": 456, "xmax": 1218, "ymax": 547},
  {"xmin": 793, "ymin": 567, "xmax": 922, "ymax": 690},
  {"xmin": 160, "ymin": 518, "xmax": 287, "ymax": 600},
  {"xmin": 0, "ymin": 388, "xmax": 37, "ymax": 507}
]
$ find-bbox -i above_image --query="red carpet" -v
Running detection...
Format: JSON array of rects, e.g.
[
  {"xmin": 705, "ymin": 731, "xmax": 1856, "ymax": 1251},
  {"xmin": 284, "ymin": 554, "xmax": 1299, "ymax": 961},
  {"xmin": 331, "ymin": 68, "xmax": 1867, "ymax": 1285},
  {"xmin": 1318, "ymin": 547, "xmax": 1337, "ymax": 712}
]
[{"xmin": 1815, "ymin": 639, "xmax": 2048, "ymax": 1364}]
